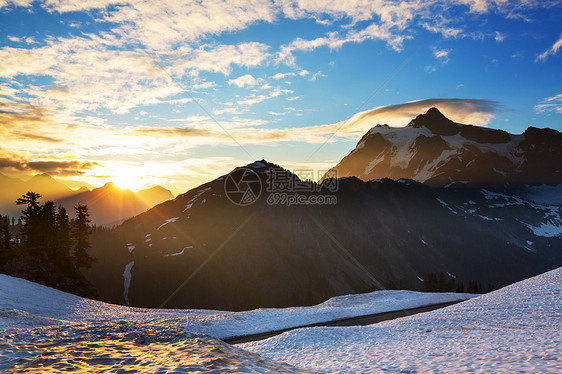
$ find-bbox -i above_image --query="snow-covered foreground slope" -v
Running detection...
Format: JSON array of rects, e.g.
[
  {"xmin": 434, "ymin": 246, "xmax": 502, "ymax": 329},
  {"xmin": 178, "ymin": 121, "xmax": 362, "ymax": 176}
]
[
  {"xmin": 0, "ymin": 276, "xmax": 303, "ymax": 373},
  {"xmin": 241, "ymin": 267, "xmax": 562, "ymax": 373},
  {"xmin": 184, "ymin": 290, "xmax": 474, "ymax": 339},
  {"xmin": 0, "ymin": 274, "xmax": 473, "ymax": 372},
  {"xmin": 0, "ymin": 274, "xmax": 473, "ymax": 336}
]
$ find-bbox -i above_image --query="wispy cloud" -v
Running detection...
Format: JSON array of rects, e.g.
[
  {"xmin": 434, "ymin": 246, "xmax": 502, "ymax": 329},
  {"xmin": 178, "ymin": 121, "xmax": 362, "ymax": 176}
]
[
  {"xmin": 421, "ymin": 22, "xmax": 463, "ymax": 39},
  {"xmin": 494, "ymin": 31, "xmax": 506, "ymax": 42},
  {"xmin": 339, "ymin": 98, "xmax": 501, "ymax": 131},
  {"xmin": 0, "ymin": 146, "xmax": 98, "ymax": 176},
  {"xmin": 433, "ymin": 48, "xmax": 451, "ymax": 63},
  {"xmin": 534, "ymin": 94, "xmax": 562, "ymax": 114},
  {"xmin": 271, "ymin": 72, "xmax": 296, "ymax": 80},
  {"xmin": 536, "ymin": 33, "xmax": 562, "ymax": 62}
]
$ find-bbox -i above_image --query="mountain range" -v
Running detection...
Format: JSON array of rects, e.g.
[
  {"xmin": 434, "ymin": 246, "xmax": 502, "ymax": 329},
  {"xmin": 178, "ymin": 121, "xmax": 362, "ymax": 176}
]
[
  {"xmin": 324, "ymin": 107, "xmax": 562, "ymax": 187},
  {"xmin": 80, "ymin": 109, "xmax": 562, "ymax": 310},
  {"xmin": 0, "ymin": 174, "xmax": 173, "ymax": 225},
  {"xmin": 5, "ymin": 108, "xmax": 561, "ymax": 310}
]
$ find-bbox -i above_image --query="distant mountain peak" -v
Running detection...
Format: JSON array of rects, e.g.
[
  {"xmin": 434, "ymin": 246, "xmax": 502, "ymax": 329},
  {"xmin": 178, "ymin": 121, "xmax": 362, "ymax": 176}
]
[
  {"xmin": 137, "ymin": 185, "xmax": 174, "ymax": 208},
  {"xmin": 324, "ymin": 109, "xmax": 562, "ymax": 186},
  {"xmin": 100, "ymin": 182, "xmax": 126, "ymax": 191},
  {"xmin": 244, "ymin": 159, "xmax": 277, "ymax": 170},
  {"xmin": 30, "ymin": 173, "xmax": 56, "ymax": 181},
  {"xmin": 140, "ymin": 185, "xmax": 169, "ymax": 193},
  {"xmin": 407, "ymin": 107, "xmax": 460, "ymax": 136}
]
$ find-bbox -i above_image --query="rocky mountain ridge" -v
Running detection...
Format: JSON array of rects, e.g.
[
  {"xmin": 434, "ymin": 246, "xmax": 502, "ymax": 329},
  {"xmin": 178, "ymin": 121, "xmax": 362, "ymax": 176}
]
[{"xmin": 323, "ymin": 107, "xmax": 562, "ymax": 187}]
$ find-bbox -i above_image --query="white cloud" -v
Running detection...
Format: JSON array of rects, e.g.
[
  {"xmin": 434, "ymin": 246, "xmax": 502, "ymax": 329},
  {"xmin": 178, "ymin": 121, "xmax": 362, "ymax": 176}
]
[
  {"xmin": 455, "ymin": 0, "xmax": 494, "ymax": 13},
  {"xmin": 536, "ymin": 33, "xmax": 562, "ymax": 62},
  {"xmin": 43, "ymin": 0, "xmax": 277, "ymax": 51},
  {"xmin": 534, "ymin": 94, "xmax": 562, "ymax": 114},
  {"xmin": 227, "ymin": 74, "xmax": 263, "ymax": 88},
  {"xmin": 174, "ymin": 42, "xmax": 271, "ymax": 76},
  {"xmin": 0, "ymin": 37, "xmax": 273, "ymax": 120},
  {"xmin": 213, "ymin": 107, "xmax": 243, "ymax": 116},
  {"xmin": 421, "ymin": 22, "xmax": 463, "ymax": 38},
  {"xmin": 425, "ymin": 65, "xmax": 438, "ymax": 74},
  {"xmin": 0, "ymin": 36, "xmax": 183, "ymax": 116},
  {"xmin": 433, "ymin": 48, "xmax": 451, "ymax": 62},
  {"xmin": 277, "ymin": 26, "xmax": 409, "ymax": 66},
  {"xmin": 494, "ymin": 31, "xmax": 506, "ymax": 42},
  {"xmin": 337, "ymin": 98, "xmax": 501, "ymax": 132},
  {"xmin": 271, "ymin": 72, "xmax": 295, "ymax": 80},
  {"xmin": 191, "ymin": 81, "xmax": 216, "ymax": 90},
  {"xmin": 0, "ymin": 0, "xmax": 33, "ymax": 9}
]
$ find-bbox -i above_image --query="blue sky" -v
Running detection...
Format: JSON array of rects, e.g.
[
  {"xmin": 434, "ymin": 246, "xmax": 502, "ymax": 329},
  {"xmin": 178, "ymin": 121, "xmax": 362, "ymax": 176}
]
[{"xmin": 0, "ymin": 0, "xmax": 561, "ymax": 193}]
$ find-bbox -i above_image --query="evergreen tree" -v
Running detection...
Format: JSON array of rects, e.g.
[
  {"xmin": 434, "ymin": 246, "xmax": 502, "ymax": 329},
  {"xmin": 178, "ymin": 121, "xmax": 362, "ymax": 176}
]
[
  {"xmin": 40, "ymin": 201, "xmax": 58, "ymax": 255},
  {"xmin": 2, "ymin": 215, "xmax": 11, "ymax": 250},
  {"xmin": 0, "ymin": 214, "xmax": 4, "ymax": 250},
  {"xmin": 16, "ymin": 192, "xmax": 42, "ymax": 249},
  {"xmin": 72, "ymin": 203, "xmax": 94, "ymax": 269},
  {"xmin": 55, "ymin": 205, "xmax": 72, "ymax": 266}
]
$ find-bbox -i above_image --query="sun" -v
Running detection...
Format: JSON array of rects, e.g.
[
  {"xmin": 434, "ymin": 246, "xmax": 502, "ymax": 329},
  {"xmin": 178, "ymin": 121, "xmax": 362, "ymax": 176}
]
[{"xmin": 111, "ymin": 168, "xmax": 146, "ymax": 192}]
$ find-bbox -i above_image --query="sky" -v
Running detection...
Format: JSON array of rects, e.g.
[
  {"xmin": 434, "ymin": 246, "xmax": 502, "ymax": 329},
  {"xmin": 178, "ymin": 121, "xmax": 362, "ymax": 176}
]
[{"xmin": 0, "ymin": 0, "xmax": 561, "ymax": 194}]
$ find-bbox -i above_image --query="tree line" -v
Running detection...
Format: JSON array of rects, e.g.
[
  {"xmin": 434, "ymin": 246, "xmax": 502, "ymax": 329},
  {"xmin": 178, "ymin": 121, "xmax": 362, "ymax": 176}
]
[
  {"xmin": 0, "ymin": 214, "xmax": 11, "ymax": 251},
  {"xmin": 423, "ymin": 272, "xmax": 490, "ymax": 293},
  {"xmin": 3, "ymin": 191, "xmax": 96, "ymax": 270}
]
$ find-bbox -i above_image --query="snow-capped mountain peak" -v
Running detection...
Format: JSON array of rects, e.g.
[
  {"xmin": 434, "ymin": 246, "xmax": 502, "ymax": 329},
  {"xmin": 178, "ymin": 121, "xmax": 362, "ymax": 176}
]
[{"xmin": 325, "ymin": 107, "xmax": 561, "ymax": 187}]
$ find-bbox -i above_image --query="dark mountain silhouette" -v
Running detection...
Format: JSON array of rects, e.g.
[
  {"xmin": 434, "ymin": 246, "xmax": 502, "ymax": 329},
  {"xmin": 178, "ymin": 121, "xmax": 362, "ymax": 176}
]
[
  {"xmin": 137, "ymin": 185, "xmax": 174, "ymax": 209},
  {"xmin": 57, "ymin": 183, "xmax": 173, "ymax": 226},
  {"xmin": 0, "ymin": 174, "xmax": 174, "ymax": 225},
  {"xmin": 323, "ymin": 107, "xmax": 562, "ymax": 187},
  {"xmin": 0, "ymin": 173, "xmax": 76, "ymax": 216},
  {"xmin": 84, "ymin": 161, "xmax": 562, "ymax": 311}
]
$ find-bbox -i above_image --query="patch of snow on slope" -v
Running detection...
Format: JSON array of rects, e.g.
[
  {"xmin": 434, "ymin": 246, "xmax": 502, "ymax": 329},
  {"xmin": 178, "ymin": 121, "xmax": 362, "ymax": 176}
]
[
  {"xmin": 241, "ymin": 267, "xmax": 562, "ymax": 373},
  {"xmin": 362, "ymin": 124, "xmax": 433, "ymax": 171},
  {"xmin": 248, "ymin": 161, "xmax": 267, "ymax": 168},
  {"xmin": 436, "ymin": 198, "xmax": 458, "ymax": 214},
  {"xmin": 122, "ymin": 261, "xmax": 134, "ymax": 307},
  {"xmin": 183, "ymin": 187, "xmax": 212, "ymax": 212},
  {"xmin": 363, "ymin": 151, "xmax": 385, "ymax": 175},
  {"xmin": 480, "ymin": 189, "xmax": 562, "ymax": 235},
  {"xmin": 414, "ymin": 149, "xmax": 458, "ymax": 182},
  {"xmin": 0, "ymin": 275, "xmax": 473, "ymax": 341},
  {"xmin": 126, "ymin": 243, "xmax": 135, "ymax": 253},
  {"xmin": 185, "ymin": 290, "xmax": 475, "ymax": 340},
  {"xmin": 493, "ymin": 168, "xmax": 507, "ymax": 176},
  {"xmin": 441, "ymin": 133, "xmax": 525, "ymax": 166},
  {"xmin": 157, "ymin": 217, "xmax": 179, "ymax": 231},
  {"xmin": 524, "ymin": 219, "xmax": 562, "ymax": 237},
  {"xmin": 0, "ymin": 276, "xmax": 301, "ymax": 373},
  {"xmin": 381, "ymin": 126, "xmax": 432, "ymax": 170},
  {"xmin": 522, "ymin": 184, "xmax": 562, "ymax": 205},
  {"xmin": 164, "ymin": 246, "xmax": 193, "ymax": 257}
]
